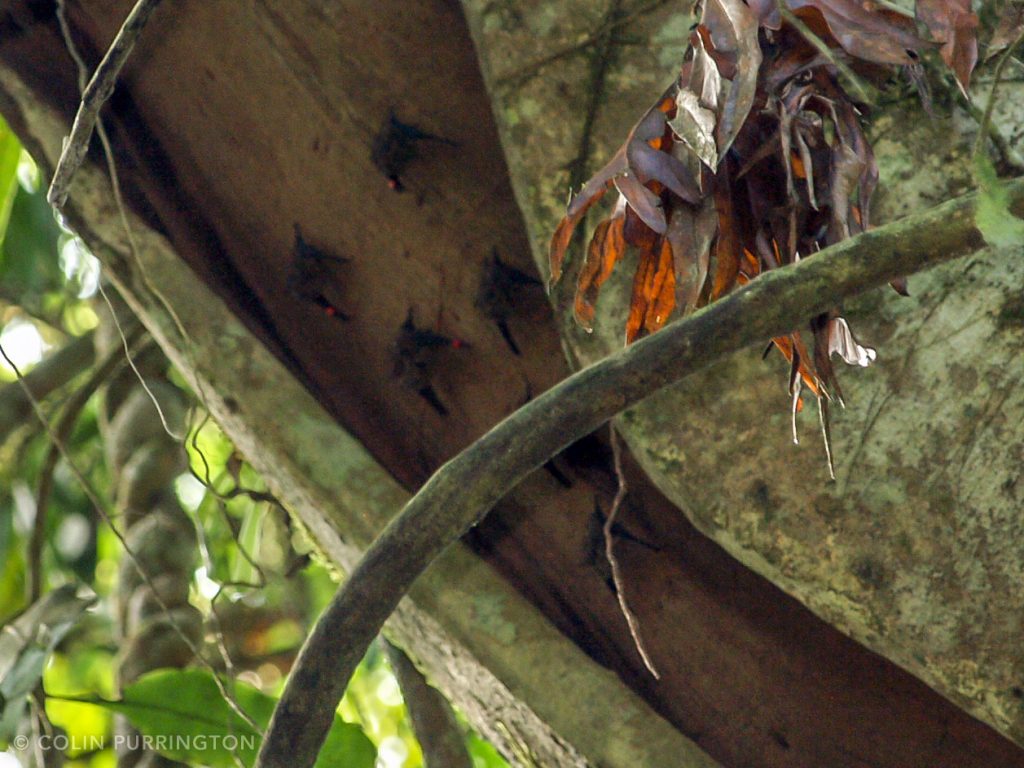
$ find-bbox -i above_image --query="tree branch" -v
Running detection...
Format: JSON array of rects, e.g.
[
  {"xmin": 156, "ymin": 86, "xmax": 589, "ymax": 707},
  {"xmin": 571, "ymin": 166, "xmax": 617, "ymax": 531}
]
[
  {"xmin": 29, "ymin": 329, "xmax": 143, "ymax": 602},
  {"xmin": 382, "ymin": 640, "xmax": 473, "ymax": 768},
  {"xmin": 0, "ymin": 331, "xmax": 95, "ymax": 444},
  {"xmin": 47, "ymin": 0, "xmax": 165, "ymax": 209},
  {"xmin": 256, "ymin": 177, "xmax": 1023, "ymax": 768}
]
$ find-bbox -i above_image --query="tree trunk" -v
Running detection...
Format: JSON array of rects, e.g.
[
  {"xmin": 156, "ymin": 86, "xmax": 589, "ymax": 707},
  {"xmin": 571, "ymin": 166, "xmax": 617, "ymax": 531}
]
[
  {"xmin": 460, "ymin": 0, "xmax": 1024, "ymax": 748},
  {"xmin": 1, "ymin": 1, "xmax": 1022, "ymax": 766}
]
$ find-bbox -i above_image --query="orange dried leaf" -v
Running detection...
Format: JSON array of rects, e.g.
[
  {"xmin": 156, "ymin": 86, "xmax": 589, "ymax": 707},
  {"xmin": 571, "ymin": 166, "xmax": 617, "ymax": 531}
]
[
  {"xmin": 574, "ymin": 215, "xmax": 626, "ymax": 330},
  {"xmin": 644, "ymin": 239, "xmax": 677, "ymax": 335},
  {"xmin": 625, "ymin": 242, "xmax": 657, "ymax": 344},
  {"xmin": 548, "ymin": 187, "xmax": 606, "ymax": 285},
  {"xmin": 791, "ymin": 152, "xmax": 807, "ymax": 179},
  {"xmin": 626, "ymin": 238, "xmax": 675, "ymax": 344},
  {"xmin": 771, "ymin": 333, "xmax": 823, "ymax": 396}
]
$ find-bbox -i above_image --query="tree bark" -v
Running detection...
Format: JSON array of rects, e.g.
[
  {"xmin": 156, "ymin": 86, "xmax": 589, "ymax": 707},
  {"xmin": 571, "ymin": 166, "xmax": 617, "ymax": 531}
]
[
  {"xmin": 0, "ymin": 15, "xmax": 711, "ymax": 765},
  {"xmin": 460, "ymin": 0, "xmax": 1024, "ymax": 747}
]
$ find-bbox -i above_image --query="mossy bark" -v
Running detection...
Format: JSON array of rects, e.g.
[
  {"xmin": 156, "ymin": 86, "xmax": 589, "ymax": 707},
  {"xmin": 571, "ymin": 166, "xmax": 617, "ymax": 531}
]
[{"xmin": 461, "ymin": 0, "xmax": 1024, "ymax": 744}]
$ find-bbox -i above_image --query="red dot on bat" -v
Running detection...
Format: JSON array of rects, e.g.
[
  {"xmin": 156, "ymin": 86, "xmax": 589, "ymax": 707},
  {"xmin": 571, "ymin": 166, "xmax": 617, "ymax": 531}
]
[
  {"xmin": 451, "ymin": 338, "xmax": 465, "ymax": 349},
  {"xmin": 387, "ymin": 178, "xmax": 400, "ymax": 190},
  {"xmin": 325, "ymin": 306, "xmax": 336, "ymax": 316}
]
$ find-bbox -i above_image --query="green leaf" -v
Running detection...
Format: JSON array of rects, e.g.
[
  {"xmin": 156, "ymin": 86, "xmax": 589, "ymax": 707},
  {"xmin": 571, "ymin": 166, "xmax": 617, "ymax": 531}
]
[
  {"xmin": 0, "ymin": 183, "xmax": 64, "ymax": 302},
  {"xmin": 231, "ymin": 501, "xmax": 263, "ymax": 585},
  {"xmin": 0, "ymin": 119, "xmax": 21, "ymax": 239},
  {"xmin": 0, "ymin": 584, "xmax": 97, "ymax": 739},
  {"xmin": 88, "ymin": 668, "xmax": 375, "ymax": 768},
  {"xmin": 974, "ymin": 152, "xmax": 1024, "ymax": 250}
]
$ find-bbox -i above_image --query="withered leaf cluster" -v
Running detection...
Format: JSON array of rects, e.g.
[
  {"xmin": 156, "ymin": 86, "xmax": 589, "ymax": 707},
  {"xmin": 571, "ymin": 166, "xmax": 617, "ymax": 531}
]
[{"xmin": 549, "ymin": 0, "xmax": 983, "ymax": 474}]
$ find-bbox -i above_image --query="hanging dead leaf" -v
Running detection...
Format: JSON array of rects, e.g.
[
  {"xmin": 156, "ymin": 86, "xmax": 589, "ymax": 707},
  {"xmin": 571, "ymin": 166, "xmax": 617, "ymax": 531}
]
[
  {"xmin": 575, "ymin": 207, "xmax": 627, "ymax": 331},
  {"xmin": 702, "ymin": 0, "xmax": 763, "ymax": 156},
  {"xmin": 827, "ymin": 316, "xmax": 877, "ymax": 367},
  {"xmin": 666, "ymin": 196, "xmax": 718, "ymax": 315},
  {"xmin": 670, "ymin": 33, "xmax": 721, "ymax": 169},
  {"xmin": 544, "ymin": 0, "xmax": 960, "ymax": 474},
  {"xmin": 789, "ymin": 0, "xmax": 925, "ymax": 65},
  {"xmin": 548, "ymin": 87, "xmax": 700, "ymax": 284},
  {"xmin": 709, "ymin": 163, "xmax": 742, "ymax": 300},
  {"xmin": 916, "ymin": 0, "xmax": 979, "ymax": 93},
  {"xmin": 625, "ymin": 237, "xmax": 676, "ymax": 344}
]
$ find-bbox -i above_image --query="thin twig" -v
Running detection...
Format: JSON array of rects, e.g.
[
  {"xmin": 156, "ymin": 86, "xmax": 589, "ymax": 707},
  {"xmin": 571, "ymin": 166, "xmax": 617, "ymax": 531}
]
[
  {"xmin": 207, "ymin": 588, "xmax": 252, "ymax": 768},
  {"xmin": 186, "ymin": 412, "xmax": 272, "ymax": 585},
  {"xmin": 604, "ymin": 427, "xmax": 660, "ymax": 678},
  {"xmin": 965, "ymin": 101, "xmax": 1024, "ymax": 175},
  {"xmin": 47, "ymin": 0, "xmax": 166, "ymax": 208},
  {"xmin": 28, "ymin": 690, "xmax": 60, "ymax": 768},
  {"xmin": 189, "ymin": 412, "xmax": 281, "ymax": 511},
  {"xmin": 98, "ymin": 282, "xmax": 184, "ymax": 440},
  {"xmin": 188, "ymin": 440, "xmax": 270, "ymax": 745},
  {"xmin": 255, "ymin": 177, "xmax": 1024, "ymax": 768},
  {"xmin": 54, "ymin": 0, "xmax": 184, "ymax": 443},
  {"xmin": 494, "ymin": 0, "xmax": 669, "ymax": 92},
  {"xmin": 973, "ymin": 26, "xmax": 1024, "ymax": 159},
  {"xmin": 51, "ymin": 11, "xmax": 256, "ymax": 736},
  {"xmin": 29, "ymin": 328, "xmax": 144, "ymax": 603}
]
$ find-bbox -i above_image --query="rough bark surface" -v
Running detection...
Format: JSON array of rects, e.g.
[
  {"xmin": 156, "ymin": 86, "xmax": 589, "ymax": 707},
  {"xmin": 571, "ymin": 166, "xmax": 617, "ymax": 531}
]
[
  {"xmin": 460, "ymin": 0, "xmax": 1024, "ymax": 745},
  {"xmin": 0, "ymin": 19, "xmax": 712, "ymax": 767},
  {"xmin": 2, "ymin": 1, "xmax": 1023, "ymax": 766}
]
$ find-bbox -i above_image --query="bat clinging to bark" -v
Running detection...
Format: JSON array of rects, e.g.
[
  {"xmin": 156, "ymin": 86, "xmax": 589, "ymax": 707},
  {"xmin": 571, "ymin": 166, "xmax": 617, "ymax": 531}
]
[
  {"xmin": 392, "ymin": 310, "xmax": 469, "ymax": 416},
  {"xmin": 287, "ymin": 225, "xmax": 351, "ymax": 320},
  {"xmin": 371, "ymin": 113, "xmax": 457, "ymax": 193}
]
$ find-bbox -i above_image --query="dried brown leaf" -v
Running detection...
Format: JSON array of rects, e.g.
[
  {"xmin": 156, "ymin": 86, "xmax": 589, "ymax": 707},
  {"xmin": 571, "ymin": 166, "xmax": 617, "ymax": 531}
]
[
  {"xmin": 574, "ymin": 212, "xmax": 626, "ymax": 330},
  {"xmin": 666, "ymin": 197, "xmax": 718, "ymax": 315},
  {"xmin": 670, "ymin": 34, "xmax": 721, "ymax": 169},
  {"xmin": 671, "ymin": 89, "xmax": 719, "ymax": 170},
  {"xmin": 702, "ymin": 0, "xmax": 764, "ymax": 157},
  {"xmin": 615, "ymin": 172, "xmax": 667, "ymax": 234},
  {"xmin": 625, "ymin": 237, "xmax": 675, "ymax": 344},
  {"xmin": 790, "ymin": 0, "xmax": 924, "ymax": 65},
  {"xmin": 549, "ymin": 187, "xmax": 607, "ymax": 285},
  {"xmin": 917, "ymin": 0, "xmax": 979, "ymax": 92},
  {"xmin": 710, "ymin": 167, "xmax": 742, "ymax": 299}
]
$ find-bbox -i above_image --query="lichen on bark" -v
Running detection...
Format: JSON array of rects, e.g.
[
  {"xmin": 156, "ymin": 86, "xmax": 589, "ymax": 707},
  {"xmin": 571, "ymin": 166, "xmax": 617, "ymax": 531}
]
[{"xmin": 461, "ymin": 0, "xmax": 1024, "ymax": 745}]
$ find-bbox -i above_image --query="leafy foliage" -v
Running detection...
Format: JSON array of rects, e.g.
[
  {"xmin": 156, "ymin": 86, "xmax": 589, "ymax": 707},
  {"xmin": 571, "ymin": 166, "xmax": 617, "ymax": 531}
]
[
  {"xmin": 549, "ymin": 0, "xmax": 987, "ymax": 473},
  {"xmin": 0, "ymin": 585, "xmax": 96, "ymax": 740},
  {"xmin": 75, "ymin": 668, "xmax": 376, "ymax": 768}
]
